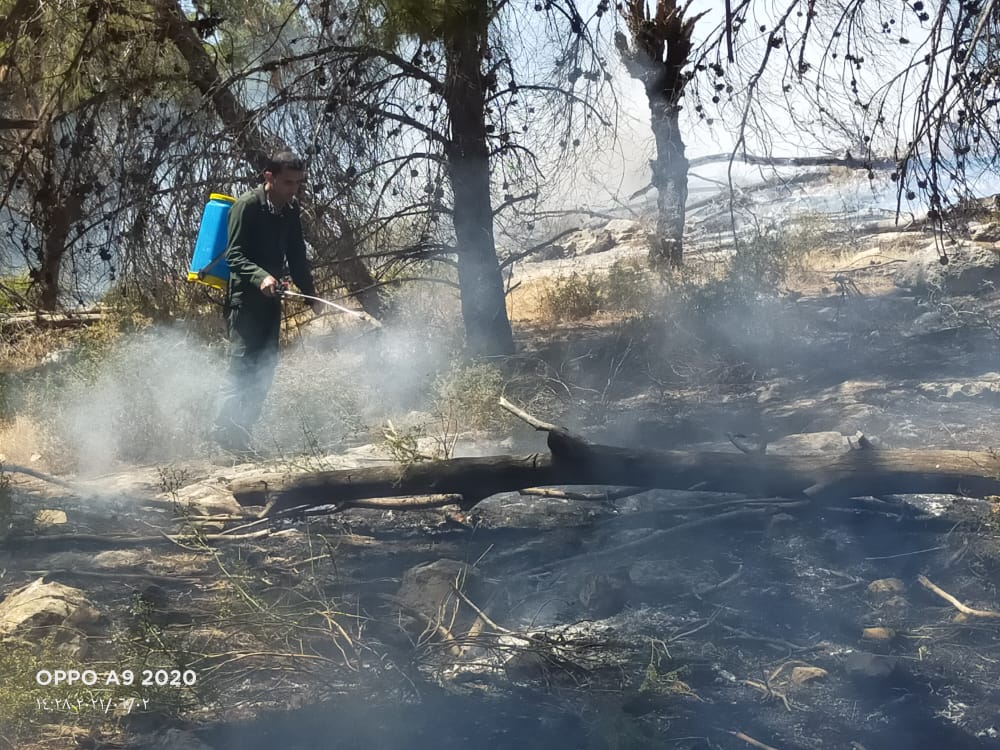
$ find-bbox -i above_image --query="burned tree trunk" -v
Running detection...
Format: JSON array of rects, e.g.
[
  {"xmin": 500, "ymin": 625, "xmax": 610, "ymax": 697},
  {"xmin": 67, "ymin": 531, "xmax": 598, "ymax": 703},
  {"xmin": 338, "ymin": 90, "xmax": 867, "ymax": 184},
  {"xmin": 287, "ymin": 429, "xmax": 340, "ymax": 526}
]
[
  {"xmin": 442, "ymin": 27, "xmax": 515, "ymax": 357},
  {"xmin": 37, "ymin": 194, "xmax": 83, "ymax": 310},
  {"xmin": 615, "ymin": 1, "xmax": 703, "ymax": 269},
  {"xmin": 35, "ymin": 148, "xmax": 84, "ymax": 311},
  {"xmin": 230, "ymin": 426, "xmax": 1000, "ymax": 516},
  {"xmin": 649, "ymin": 105, "xmax": 687, "ymax": 268}
]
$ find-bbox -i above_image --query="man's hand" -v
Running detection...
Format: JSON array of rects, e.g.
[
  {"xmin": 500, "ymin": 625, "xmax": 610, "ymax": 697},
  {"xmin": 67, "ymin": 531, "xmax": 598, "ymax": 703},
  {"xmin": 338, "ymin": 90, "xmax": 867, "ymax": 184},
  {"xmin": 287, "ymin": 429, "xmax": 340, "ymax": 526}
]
[{"xmin": 260, "ymin": 275, "xmax": 278, "ymax": 297}]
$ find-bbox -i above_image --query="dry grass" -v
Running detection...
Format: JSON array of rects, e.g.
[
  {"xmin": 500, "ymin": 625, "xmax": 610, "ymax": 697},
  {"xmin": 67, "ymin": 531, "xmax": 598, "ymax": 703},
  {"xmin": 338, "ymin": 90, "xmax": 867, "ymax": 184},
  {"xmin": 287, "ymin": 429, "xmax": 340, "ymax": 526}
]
[
  {"xmin": 508, "ymin": 258, "xmax": 657, "ymax": 324},
  {"xmin": 0, "ymin": 327, "xmax": 80, "ymax": 372},
  {"xmin": 0, "ymin": 416, "xmax": 62, "ymax": 470},
  {"xmin": 507, "ymin": 277, "xmax": 553, "ymax": 322},
  {"xmin": 785, "ymin": 242, "xmax": 916, "ymax": 296}
]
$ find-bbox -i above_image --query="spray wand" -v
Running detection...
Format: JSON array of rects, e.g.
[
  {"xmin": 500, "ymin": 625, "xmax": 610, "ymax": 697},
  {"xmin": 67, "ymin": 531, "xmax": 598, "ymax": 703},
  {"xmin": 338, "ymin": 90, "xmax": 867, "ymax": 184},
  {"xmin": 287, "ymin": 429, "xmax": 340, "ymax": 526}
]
[{"xmin": 276, "ymin": 284, "xmax": 382, "ymax": 328}]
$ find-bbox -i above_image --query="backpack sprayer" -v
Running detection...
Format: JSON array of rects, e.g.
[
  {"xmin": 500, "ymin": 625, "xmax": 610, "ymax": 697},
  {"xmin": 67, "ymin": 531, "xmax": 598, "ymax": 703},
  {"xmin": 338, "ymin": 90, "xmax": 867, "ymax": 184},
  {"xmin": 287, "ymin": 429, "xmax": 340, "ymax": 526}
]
[
  {"xmin": 187, "ymin": 193, "xmax": 235, "ymax": 290},
  {"xmin": 187, "ymin": 192, "xmax": 379, "ymax": 327}
]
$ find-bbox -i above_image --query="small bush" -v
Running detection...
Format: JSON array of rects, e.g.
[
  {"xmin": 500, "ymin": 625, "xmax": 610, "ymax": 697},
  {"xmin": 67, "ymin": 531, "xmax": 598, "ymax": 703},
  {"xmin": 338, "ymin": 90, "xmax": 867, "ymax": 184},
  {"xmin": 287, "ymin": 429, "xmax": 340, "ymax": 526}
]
[
  {"xmin": 730, "ymin": 225, "xmax": 798, "ymax": 291},
  {"xmin": 0, "ymin": 274, "xmax": 32, "ymax": 311},
  {"xmin": 433, "ymin": 361, "xmax": 509, "ymax": 431},
  {"xmin": 539, "ymin": 272, "xmax": 606, "ymax": 322},
  {"xmin": 605, "ymin": 258, "xmax": 656, "ymax": 312},
  {"xmin": 537, "ymin": 259, "xmax": 657, "ymax": 323}
]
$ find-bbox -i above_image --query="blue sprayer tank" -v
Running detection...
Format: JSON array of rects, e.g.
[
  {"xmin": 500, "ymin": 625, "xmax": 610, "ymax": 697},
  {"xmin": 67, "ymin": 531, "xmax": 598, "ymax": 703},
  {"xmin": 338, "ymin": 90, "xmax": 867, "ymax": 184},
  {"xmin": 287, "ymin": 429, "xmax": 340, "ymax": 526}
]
[{"xmin": 187, "ymin": 192, "xmax": 236, "ymax": 290}]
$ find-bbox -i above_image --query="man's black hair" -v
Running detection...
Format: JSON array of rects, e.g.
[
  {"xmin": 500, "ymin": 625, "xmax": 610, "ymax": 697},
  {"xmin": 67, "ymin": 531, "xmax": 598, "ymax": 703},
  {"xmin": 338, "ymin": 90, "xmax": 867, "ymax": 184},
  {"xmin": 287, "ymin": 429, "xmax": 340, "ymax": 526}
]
[{"xmin": 265, "ymin": 151, "xmax": 305, "ymax": 174}]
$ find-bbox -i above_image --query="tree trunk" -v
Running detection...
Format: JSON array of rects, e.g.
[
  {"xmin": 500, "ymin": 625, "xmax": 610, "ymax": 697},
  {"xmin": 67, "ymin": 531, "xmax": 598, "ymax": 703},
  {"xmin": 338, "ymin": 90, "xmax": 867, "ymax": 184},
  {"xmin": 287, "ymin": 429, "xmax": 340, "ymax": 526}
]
[
  {"xmin": 442, "ymin": 32, "xmax": 515, "ymax": 357},
  {"xmin": 649, "ymin": 103, "xmax": 687, "ymax": 268},
  {"xmin": 616, "ymin": 1, "xmax": 699, "ymax": 269},
  {"xmin": 152, "ymin": 0, "xmax": 389, "ymax": 319},
  {"xmin": 230, "ymin": 427, "xmax": 1000, "ymax": 516},
  {"xmin": 36, "ymin": 171, "xmax": 83, "ymax": 311}
]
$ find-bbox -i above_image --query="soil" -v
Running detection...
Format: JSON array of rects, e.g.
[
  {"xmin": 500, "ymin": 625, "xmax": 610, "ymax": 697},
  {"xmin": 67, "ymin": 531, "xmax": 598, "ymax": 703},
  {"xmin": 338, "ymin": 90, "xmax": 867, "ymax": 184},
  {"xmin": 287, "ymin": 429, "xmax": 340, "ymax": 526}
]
[{"xmin": 4, "ymin": 231, "xmax": 1000, "ymax": 750}]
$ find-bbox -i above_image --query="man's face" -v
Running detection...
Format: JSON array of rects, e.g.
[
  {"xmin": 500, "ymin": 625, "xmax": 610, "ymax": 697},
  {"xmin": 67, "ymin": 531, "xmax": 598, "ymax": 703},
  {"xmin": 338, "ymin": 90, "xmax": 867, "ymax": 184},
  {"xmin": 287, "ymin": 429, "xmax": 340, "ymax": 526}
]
[{"xmin": 264, "ymin": 168, "xmax": 305, "ymax": 208}]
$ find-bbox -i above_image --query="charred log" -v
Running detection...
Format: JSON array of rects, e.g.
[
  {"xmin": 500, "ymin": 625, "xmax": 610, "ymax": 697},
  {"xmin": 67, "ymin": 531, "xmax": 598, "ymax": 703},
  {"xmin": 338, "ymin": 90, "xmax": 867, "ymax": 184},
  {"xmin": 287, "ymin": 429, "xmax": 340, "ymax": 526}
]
[
  {"xmin": 0, "ymin": 118, "xmax": 37, "ymax": 129},
  {"xmin": 229, "ymin": 426, "xmax": 1000, "ymax": 517}
]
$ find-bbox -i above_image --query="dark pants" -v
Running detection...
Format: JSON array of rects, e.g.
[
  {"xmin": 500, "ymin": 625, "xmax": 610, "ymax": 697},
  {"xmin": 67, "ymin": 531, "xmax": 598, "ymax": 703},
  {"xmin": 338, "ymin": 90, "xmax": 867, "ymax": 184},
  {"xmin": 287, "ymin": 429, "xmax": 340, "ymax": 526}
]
[{"xmin": 213, "ymin": 298, "xmax": 281, "ymax": 451}]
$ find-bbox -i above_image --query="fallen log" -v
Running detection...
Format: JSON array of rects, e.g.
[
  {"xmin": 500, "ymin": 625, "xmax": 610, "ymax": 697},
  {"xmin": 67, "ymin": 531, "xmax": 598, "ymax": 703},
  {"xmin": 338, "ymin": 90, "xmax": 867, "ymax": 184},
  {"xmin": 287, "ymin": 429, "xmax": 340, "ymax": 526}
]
[
  {"xmin": 0, "ymin": 310, "xmax": 105, "ymax": 329},
  {"xmin": 0, "ymin": 118, "xmax": 37, "ymax": 130},
  {"xmin": 229, "ymin": 424, "xmax": 1000, "ymax": 517}
]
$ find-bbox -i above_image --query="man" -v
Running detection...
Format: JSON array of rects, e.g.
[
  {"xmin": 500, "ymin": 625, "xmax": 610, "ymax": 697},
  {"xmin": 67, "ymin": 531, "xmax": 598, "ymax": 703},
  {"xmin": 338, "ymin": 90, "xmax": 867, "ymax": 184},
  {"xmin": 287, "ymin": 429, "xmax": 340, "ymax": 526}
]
[{"xmin": 212, "ymin": 151, "xmax": 322, "ymax": 455}]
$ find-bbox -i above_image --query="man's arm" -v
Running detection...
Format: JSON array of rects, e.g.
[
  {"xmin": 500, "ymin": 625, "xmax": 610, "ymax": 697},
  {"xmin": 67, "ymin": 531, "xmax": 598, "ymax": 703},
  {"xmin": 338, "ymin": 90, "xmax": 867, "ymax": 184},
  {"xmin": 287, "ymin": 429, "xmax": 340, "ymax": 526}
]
[
  {"xmin": 285, "ymin": 208, "xmax": 316, "ymax": 297},
  {"xmin": 226, "ymin": 199, "xmax": 270, "ymax": 289}
]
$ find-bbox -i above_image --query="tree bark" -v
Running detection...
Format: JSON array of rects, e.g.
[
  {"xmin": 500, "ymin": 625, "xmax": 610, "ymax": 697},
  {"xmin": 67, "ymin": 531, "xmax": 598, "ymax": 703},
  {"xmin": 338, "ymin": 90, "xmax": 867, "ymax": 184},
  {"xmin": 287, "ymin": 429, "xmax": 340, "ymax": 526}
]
[
  {"xmin": 649, "ymin": 104, "xmax": 687, "ymax": 268},
  {"xmin": 442, "ymin": 28, "xmax": 515, "ymax": 357},
  {"xmin": 229, "ymin": 428, "xmax": 1000, "ymax": 516},
  {"xmin": 615, "ymin": 1, "xmax": 700, "ymax": 269},
  {"xmin": 36, "ymin": 155, "xmax": 83, "ymax": 311},
  {"xmin": 152, "ymin": 0, "xmax": 388, "ymax": 319}
]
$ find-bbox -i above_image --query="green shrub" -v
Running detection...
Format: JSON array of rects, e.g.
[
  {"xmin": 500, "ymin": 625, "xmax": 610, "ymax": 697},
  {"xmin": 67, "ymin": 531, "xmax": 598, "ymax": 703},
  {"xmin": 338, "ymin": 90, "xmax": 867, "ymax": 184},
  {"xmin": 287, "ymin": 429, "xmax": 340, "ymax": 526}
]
[
  {"xmin": 434, "ymin": 361, "xmax": 510, "ymax": 431},
  {"xmin": 730, "ymin": 225, "xmax": 798, "ymax": 291},
  {"xmin": 605, "ymin": 258, "xmax": 655, "ymax": 312},
  {"xmin": 539, "ymin": 272, "xmax": 606, "ymax": 322},
  {"xmin": 0, "ymin": 274, "xmax": 33, "ymax": 311},
  {"xmin": 538, "ymin": 259, "xmax": 657, "ymax": 323}
]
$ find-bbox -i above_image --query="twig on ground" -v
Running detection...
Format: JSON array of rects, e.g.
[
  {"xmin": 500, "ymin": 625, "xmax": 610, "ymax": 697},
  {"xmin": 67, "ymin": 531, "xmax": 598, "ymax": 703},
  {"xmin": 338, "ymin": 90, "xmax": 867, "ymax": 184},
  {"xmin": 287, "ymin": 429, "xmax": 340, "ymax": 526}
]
[
  {"xmin": 452, "ymin": 586, "xmax": 517, "ymax": 637},
  {"xmin": 864, "ymin": 546, "xmax": 945, "ymax": 561},
  {"xmin": 29, "ymin": 569, "xmax": 201, "ymax": 585},
  {"xmin": 695, "ymin": 566, "xmax": 743, "ymax": 597},
  {"xmin": 498, "ymin": 397, "xmax": 558, "ymax": 431},
  {"xmin": 519, "ymin": 486, "xmax": 648, "ymax": 502},
  {"xmin": 917, "ymin": 574, "xmax": 1000, "ymax": 619},
  {"xmin": 729, "ymin": 730, "xmax": 781, "ymax": 750},
  {"xmin": 668, "ymin": 609, "xmax": 721, "ymax": 642},
  {"xmin": 721, "ymin": 625, "xmax": 816, "ymax": 653},
  {"xmin": 741, "ymin": 675, "xmax": 792, "ymax": 712},
  {"xmin": 378, "ymin": 593, "xmax": 463, "ymax": 656}
]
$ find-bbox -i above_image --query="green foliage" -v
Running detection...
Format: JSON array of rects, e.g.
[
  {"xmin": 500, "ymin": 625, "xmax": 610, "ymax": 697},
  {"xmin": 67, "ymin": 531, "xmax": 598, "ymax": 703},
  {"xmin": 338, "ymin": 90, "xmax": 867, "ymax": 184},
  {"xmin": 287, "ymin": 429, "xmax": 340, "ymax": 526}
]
[
  {"xmin": 381, "ymin": 420, "xmax": 432, "ymax": 463},
  {"xmin": 605, "ymin": 258, "xmax": 656, "ymax": 312},
  {"xmin": 730, "ymin": 225, "xmax": 799, "ymax": 291},
  {"xmin": 261, "ymin": 356, "xmax": 369, "ymax": 455},
  {"xmin": 433, "ymin": 360, "xmax": 509, "ymax": 431},
  {"xmin": 0, "ymin": 639, "xmax": 88, "ymax": 742},
  {"xmin": 675, "ymin": 223, "xmax": 805, "ymax": 325},
  {"xmin": 539, "ymin": 272, "xmax": 607, "ymax": 321},
  {"xmin": 540, "ymin": 259, "xmax": 657, "ymax": 322},
  {"xmin": 0, "ymin": 274, "xmax": 32, "ymax": 311},
  {"xmin": 381, "ymin": 0, "xmax": 491, "ymax": 43},
  {"xmin": 0, "ymin": 631, "xmax": 198, "ymax": 746}
]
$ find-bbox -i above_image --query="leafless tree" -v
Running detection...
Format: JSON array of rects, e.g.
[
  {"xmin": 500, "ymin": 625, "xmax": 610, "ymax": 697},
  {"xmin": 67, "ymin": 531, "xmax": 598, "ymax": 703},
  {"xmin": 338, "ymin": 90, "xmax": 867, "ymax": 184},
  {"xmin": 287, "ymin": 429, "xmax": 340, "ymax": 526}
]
[{"xmin": 615, "ymin": 1, "xmax": 1000, "ymax": 267}]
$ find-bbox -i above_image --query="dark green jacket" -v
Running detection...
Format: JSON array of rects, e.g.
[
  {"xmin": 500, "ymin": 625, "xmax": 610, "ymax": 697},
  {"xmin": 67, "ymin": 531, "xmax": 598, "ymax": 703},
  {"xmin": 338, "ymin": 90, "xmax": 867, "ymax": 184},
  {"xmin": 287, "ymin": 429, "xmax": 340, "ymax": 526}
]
[{"xmin": 225, "ymin": 185, "xmax": 316, "ymax": 308}]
